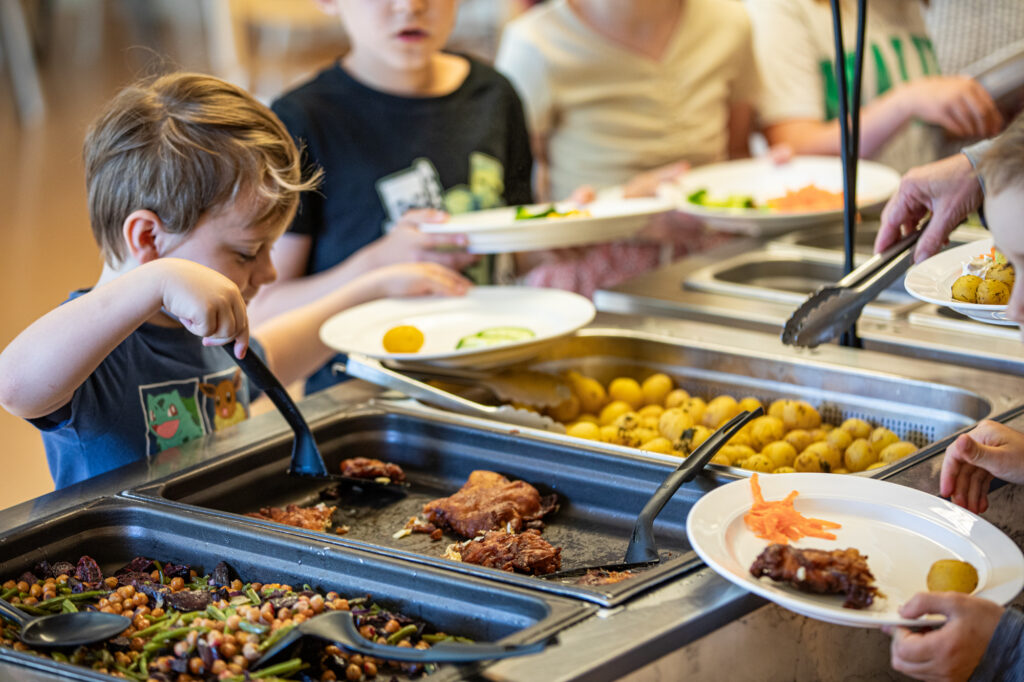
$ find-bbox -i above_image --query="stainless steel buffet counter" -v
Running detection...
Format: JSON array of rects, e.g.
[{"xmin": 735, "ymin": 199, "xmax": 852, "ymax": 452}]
[{"xmin": 1, "ymin": 313, "xmax": 1023, "ymax": 681}]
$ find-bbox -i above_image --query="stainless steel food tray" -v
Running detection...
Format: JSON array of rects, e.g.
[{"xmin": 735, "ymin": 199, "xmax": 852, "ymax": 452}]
[
  {"xmin": 684, "ymin": 247, "xmax": 920, "ymax": 319},
  {"xmin": 0, "ymin": 498, "xmax": 590, "ymax": 682},
  {"xmin": 770, "ymin": 223, "xmax": 987, "ymax": 258},
  {"xmin": 908, "ymin": 304, "xmax": 1022, "ymax": 340}
]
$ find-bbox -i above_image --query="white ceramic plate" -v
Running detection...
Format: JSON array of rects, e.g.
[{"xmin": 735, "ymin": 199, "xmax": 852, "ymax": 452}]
[
  {"xmin": 417, "ymin": 197, "xmax": 673, "ymax": 254},
  {"xmin": 319, "ymin": 286, "xmax": 595, "ymax": 368},
  {"xmin": 904, "ymin": 238, "xmax": 1016, "ymax": 326},
  {"xmin": 687, "ymin": 473, "xmax": 1024, "ymax": 628},
  {"xmin": 668, "ymin": 156, "xmax": 901, "ymax": 236}
]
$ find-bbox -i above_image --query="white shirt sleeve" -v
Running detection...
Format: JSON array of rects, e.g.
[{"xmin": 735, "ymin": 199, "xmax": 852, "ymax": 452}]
[{"xmin": 494, "ymin": 21, "xmax": 554, "ymax": 136}]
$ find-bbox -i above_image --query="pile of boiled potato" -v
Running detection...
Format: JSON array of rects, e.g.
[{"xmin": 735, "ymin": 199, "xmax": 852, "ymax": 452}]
[{"xmin": 547, "ymin": 370, "xmax": 917, "ymax": 474}]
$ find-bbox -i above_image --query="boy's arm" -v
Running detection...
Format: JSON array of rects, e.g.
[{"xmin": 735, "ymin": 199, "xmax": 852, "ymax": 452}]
[
  {"xmin": 255, "ymin": 263, "xmax": 469, "ymax": 386},
  {"xmin": 0, "ymin": 259, "xmax": 249, "ymax": 420}
]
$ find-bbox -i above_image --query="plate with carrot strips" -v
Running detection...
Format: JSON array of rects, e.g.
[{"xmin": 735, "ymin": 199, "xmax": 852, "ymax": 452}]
[
  {"xmin": 666, "ymin": 156, "xmax": 901, "ymax": 236},
  {"xmin": 686, "ymin": 473, "xmax": 1024, "ymax": 627}
]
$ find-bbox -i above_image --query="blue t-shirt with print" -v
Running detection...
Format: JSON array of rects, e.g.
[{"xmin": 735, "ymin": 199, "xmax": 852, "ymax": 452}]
[{"xmin": 31, "ymin": 290, "xmax": 262, "ymax": 489}]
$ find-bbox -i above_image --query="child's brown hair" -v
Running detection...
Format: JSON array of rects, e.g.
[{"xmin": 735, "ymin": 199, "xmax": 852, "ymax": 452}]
[
  {"xmin": 979, "ymin": 113, "xmax": 1024, "ymax": 196},
  {"xmin": 84, "ymin": 72, "xmax": 319, "ymax": 264}
]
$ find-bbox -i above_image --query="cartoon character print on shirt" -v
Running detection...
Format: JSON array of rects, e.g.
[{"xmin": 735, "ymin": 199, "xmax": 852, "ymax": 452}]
[
  {"xmin": 198, "ymin": 368, "xmax": 249, "ymax": 431},
  {"xmin": 142, "ymin": 384, "xmax": 205, "ymax": 454},
  {"xmin": 375, "ymin": 152, "xmax": 507, "ymax": 225}
]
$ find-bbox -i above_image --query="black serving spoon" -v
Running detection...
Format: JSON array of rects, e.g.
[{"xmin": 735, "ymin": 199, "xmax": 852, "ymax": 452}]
[
  {"xmin": 224, "ymin": 347, "xmax": 406, "ymax": 493},
  {"xmin": 544, "ymin": 407, "xmax": 764, "ymax": 580},
  {"xmin": 251, "ymin": 609, "xmax": 553, "ymax": 670},
  {"xmin": 0, "ymin": 596, "xmax": 130, "ymax": 648}
]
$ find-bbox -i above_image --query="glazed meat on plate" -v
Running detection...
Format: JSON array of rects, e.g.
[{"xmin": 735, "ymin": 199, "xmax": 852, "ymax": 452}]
[{"xmin": 749, "ymin": 544, "xmax": 878, "ymax": 609}]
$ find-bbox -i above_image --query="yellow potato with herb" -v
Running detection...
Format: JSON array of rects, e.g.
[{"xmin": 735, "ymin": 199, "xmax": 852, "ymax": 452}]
[
  {"xmin": 658, "ymin": 408, "xmax": 695, "ymax": 441},
  {"xmin": 977, "ymin": 280, "xmax": 1010, "ymax": 305},
  {"xmin": 868, "ymin": 427, "xmax": 899, "ymax": 455},
  {"xmin": 567, "ymin": 371, "xmax": 607, "ymax": 414},
  {"xmin": 599, "ymin": 400, "xmax": 632, "ymax": 426},
  {"xmin": 879, "ymin": 440, "xmax": 917, "ymax": 464},
  {"xmin": 761, "ymin": 441, "xmax": 797, "ymax": 469},
  {"xmin": 784, "ymin": 429, "xmax": 815, "ymax": 453},
  {"xmin": 703, "ymin": 395, "xmax": 740, "ymax": 428},
  {"xmin": 840, "ymin": 418, "xmax": 872, "ymax": 439},
  {"xmin": 843, "ymin": 438, "xmax": 876, "ymax": 472},
  {"xmin": 664, "ymin": 388, "xmax": 691, "ymax": 409},
  {"xmin": 748, "ymin": 416, "xmax": 785, "ymax": 450},
  {"xmin": 927, "ymin": 560, "xmax": 978, "ymax": 594},
  {"xmin": 951, "ymin": 274, "xmax": 983, "ymax": 303},
  {"xmin": 641, "ymin": 373, "xmax": 674, "ymax": 407},
  {"xmin": 566, "ymin": 421, "xmax": 600, "ymax": 440},
  {"xmin": 608, "ymin": 377, "xmax": 644, "ymax": 409}
]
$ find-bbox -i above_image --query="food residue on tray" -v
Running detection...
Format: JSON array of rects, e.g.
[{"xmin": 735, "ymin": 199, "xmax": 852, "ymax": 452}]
[
  {"xmin": 750, "ymin": 544, "xmax": 879, "ymax": 609},
  {"xmin": 744, "ymin": 474, "xmax": 841, "ymax": 544},
  {"xmin": 340, "ymin": 456, "xmax": 406, "ymax": 483},
  {"xmin": 0, "ymin": 554, "xmax": 468, "ymax": 680},
  {"xmin": 246, "ymin": 502, "xmax": 336, "ymax": 532},
  {"xmin": 575, "ymin": 569, "xmax": 635, "ymax": 586}
]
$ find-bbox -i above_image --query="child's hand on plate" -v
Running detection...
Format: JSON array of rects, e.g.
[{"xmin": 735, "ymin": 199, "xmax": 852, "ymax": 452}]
[
  {"xmin": 885, "ymin": 591, "xmax": 1002, "ymax": 682},
  {"xmin": 380, "ymin": 209, "xmax": 480, "ymax": 271},
  {"xmin": 940, "ymin": 420, "xmax": 1024, "ymax": 513}
]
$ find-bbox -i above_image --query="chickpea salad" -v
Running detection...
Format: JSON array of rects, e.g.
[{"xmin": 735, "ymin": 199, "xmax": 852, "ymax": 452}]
[{"xmin": 0, "ymin": 555, "xmax": 470, "ymax": 681}]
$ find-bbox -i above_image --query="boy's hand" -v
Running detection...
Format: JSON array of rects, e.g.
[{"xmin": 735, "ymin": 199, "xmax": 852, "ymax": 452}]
[
  {"xmin": 361, "ymin": 262, "xmax": 472, "ymax": 300},
  {"xmin": 156, "ymin": 258, "xmax": 250, "ymax": 358},
  {"xmin": 940, "ymin": 420, "xmax": 1024, "ymax": 513},
  {"xmin": 885, "ymin": 592, "xmax": 1002, "ymax": 682},
  {"xmin": 380, "ymin": 209, "xmax": 480, "ymax": 271}
]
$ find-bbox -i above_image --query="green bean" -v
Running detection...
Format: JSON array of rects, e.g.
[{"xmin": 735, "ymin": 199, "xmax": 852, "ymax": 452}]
[
  {"xmin": 0, "ymin": 587, "xmax": 18, "ymax": 601},
  {"xmin": 113, "ymin": 662, "xmax": 145, "ymax": 680},
  {"xmin": 251, "ymin": 657, "xmax": 306, "ymax": 678},
  {"xmin": 132, "ymin": 615, "xmax": 172, "ymax": 639},
  {"xmin": 258, "ymin": 623, "xmax": 295, "ymax": 651},
  {"xmin": 454, "ymin": 636, "xmax": 475, "ymax": 643},
  {"xmin": 180, "ymin": 611, "xmax": 203, "ymax": 625},
  {"xmin": 151, "ymin": 625, "xmax": 204, "ymax": 644},
  {"xmin": 421, "ymin": 633, "xmax": 451, "ymax": 643},
  {"xmin": 68, "ymin": 590, "xmax": 108, "ymax": 601},
  {"xmin": 61, "ymin": 599, "xmax": 77, "ymax": 614},
  {"xmin": 386, "ymin": 624, "xmax": 418, "ymax": 645},
  {"xmin": 237, "ymin": 619, "xmax": 268, "ymax": 635},
  {"xmin": 152, "ymin": 560, "xmax": 165, "ymax": 585},
  {"xmin": 50, "ymin": 651, "xmax": 69, "ymax": 663},
  {"xmin": 245, "ymin": 587, "xmax": 262, "ymax": 605},
  {"xmin": 206, "ymin": 604, "xmax": 227, "ymax": 621},
  {"xmin": 15, "ymin": 603, "xmax": 46, "ymax": 616}
]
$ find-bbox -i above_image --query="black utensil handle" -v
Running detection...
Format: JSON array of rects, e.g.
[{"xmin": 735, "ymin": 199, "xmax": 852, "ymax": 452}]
[
  {"xmin": 624, "ymin": 407, "xmax": 765, "ymax": 564},
  {"xmin": 0, "ymin": 598, "xmax": 29, "ymax": 628}
]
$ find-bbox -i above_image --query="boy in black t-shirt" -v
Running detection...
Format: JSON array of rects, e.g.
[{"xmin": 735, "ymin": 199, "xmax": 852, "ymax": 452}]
[{"xmin": 251, "ymin": 0, "xmax": 535, "ymax": 393}]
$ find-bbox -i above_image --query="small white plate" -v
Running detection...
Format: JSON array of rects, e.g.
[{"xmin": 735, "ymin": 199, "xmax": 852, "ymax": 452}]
[
  {"xmin": 687, "ymin": 474, "xmax": 1024, "ymax": 628},
  {"xmin": 668, "ymin": 156, "xmax": 901, "ymax": 236},
  {"xmin": 319, "ymin": 286, "xmax": 595, "ymax": 368},
  {"xmin": 418, "ymin": 197, "xmax": 673, "ymax": 254},
  {"xmin": 904, "ymin": 238, "xmax": 1016, "ymax": 326}
]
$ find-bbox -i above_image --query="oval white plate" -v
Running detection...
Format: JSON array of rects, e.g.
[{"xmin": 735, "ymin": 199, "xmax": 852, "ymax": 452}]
[
  {"xmin": 668, "ymin": 156, "xmax": 901, "ymax": 236},
  {"xmin": 687, "ymin": 473, "xmax": 1024, "ymax": 628},
  {"xmin": 904, "ymin": 238, "xmax": 1016, "ymax": 326},
  {"xmin": 418, "ymin": 197, "xmax": 673, "ymax": 254},
  {"xmin": 319, "ymin": 286, "xmax": 595, "ymax": 368}
]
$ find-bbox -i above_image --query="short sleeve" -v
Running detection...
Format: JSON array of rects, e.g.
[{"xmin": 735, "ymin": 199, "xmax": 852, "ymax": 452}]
[
  {"xmin": 747, "ymin": 0, "xmax": 826, "ymax": 124},
  {"xmin": 271, "ymin": 97, "xmax": 324, "ymax": 237},
  {"xmin": 495, "ymin": 21, "xmax": 555, "ymax": 136}
]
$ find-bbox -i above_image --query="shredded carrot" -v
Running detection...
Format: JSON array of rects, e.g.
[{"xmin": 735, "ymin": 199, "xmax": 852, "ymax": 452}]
[
  {"xmin": 765, "ymin": 184, "xmax": 845, "ymax": 212},
  {"xmin": 743, "ymin": 474, "xmax": 842, "ymax": 544}
]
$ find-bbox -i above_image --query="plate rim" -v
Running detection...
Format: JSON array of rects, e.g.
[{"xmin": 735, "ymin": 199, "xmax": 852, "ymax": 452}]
[{"xmin": 905, "ymin": 237, "xmax": 1010, "ymax": 313}]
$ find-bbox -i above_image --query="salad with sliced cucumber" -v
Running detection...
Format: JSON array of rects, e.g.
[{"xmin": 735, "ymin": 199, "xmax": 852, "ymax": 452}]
[{"xmin": 456, "ymin": 326, "xmax": 536, "ymax": 350}]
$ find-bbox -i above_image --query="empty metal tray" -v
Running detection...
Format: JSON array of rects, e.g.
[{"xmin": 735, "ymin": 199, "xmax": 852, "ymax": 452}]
[{"xmin": 770, "ymin": 223, "xmax": 986, "ymax": 258}]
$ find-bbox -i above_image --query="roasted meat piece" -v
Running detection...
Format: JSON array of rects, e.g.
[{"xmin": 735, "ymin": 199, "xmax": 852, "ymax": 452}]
[
  {"xmin": 340, "ymin": 457, "xmax": 405, "ymax": 482},
  {"xmin": 246, "ymin": 503, "xmax": 336, "ymax": 532},
  {"xmin": 749, "ymin": 544, "xmax": 878, "ymax": 609},
  {"xmin": 457, "ymin": 529, "xmax": 562, "ymax": 575},
  {"xmin": 575, "ymin": 569, "xmax": 635, "ymax": 586},
  {"xmin": 423, "ymin": 470, "xmax": 558, "ymax": 538}
]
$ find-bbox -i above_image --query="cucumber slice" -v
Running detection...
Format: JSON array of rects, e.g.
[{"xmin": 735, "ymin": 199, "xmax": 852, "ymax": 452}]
[
  {"xmin": 455, "ymin": 335, "xmax": 502, "ymax": 350},
  {"xmin": 476, "ymin": 326, "xmax": 536, "ymax": 341}
]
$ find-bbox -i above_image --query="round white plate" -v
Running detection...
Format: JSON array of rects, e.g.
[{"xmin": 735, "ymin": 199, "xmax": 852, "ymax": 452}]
[
  {"xmin": 319, "ymin": 286, "xmax": 595, "ymax": 368},
  {"xmin": 418, "ymin": 197, "xmax": 673, "ymax": 254},
  {"xmin": 668, "ymin": 156, "xmax": 901, "ymax": 236},
  {"xmin": 687, "ymin": 474, "xmax": 1024, "ymax": 628},
  {"xmin": 904, "ymin": 238, "xmax": 1016, "ymax": 326}
]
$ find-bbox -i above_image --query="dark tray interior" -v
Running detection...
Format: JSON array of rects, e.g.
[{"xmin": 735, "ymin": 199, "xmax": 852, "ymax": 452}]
[
  {"xmin": 0, "ymin": 498, "xmax": 589, "ymax": 681},
  {"xmin": 129, "ymin": 411, "xmax": 713, "ymax": 606}
]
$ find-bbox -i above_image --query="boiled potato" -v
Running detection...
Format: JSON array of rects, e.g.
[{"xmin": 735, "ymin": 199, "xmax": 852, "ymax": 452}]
[
  {"xmin": 658, "ymin": 408, "xmax": 695, "ymax": 441},
  {"xmin": 840, "ymin": 418, "xmax": 872, "ymax": 439},
  {"xmin": 951, "ymin": 274, "xmax": 983, "ymax": 303},
  {"xmin": 612, "ymin": 411, "xmax": 641, "ymax": 431},
  {"xmin": 719, "ymin": 444, "xmax": 757, "ymax": 466},
  {"xmin": 879, "ymin": 440, "xmax": 917, "ymax": 464},
  {"xmin": 793, "ymin": 451, "xmax": 824, "ymax": 472},
  {"xmin": 576, "ymin": 413, "xmax": 599, "ymax": 425},
  {"xmin": 783, "ymin": 400, "xmax": 822, "ymax": 430},
  {"xmin": 808, "ymin": 428, "xmax": 830, "ymax": 442},
  {"xmin": 784, "ymin": 429, "xmax": 815, "ymax": 453},
  {"xmin": 632, "ymin": 427, "xmax": 658, "ymax": 444},
  {"xmin": 608, "ymin": 377, "xmax": 644, "ymax": 409},
  {"xmin": 678, "ymin": 425, "xmax": 713, "ymax": 453},
  {"xmin": 801, "ymin": 442, "xmax": 841, "ymax": 472},
  {"xmin": 748, "ymin": 416, "xmax": 786, "ymax": 450},
  {"xmin": 599, "ymin": 400, "xmax": 633, "ymax": 426},
  {"xmin": 927, "ymin": 559, "xmax": 978, "ymax": 593},
  {"xmin": 703, "ymin": 395, "xmax": 740, "ymax": 428},
  {"xmin": 844, "ymin": 438, "xmax": 877, "ymax": 472},
  {"xmin": 742, "ymin": 454, "xmax": 774, "ymax": 473},
  {"xmin": 773, "ymin": 466, "xmax": 797, "ymax": 474},
  {"xmin": 567, "ymin": 371, "xmax": 608, "ymax": 415},
  {"xmin": 598, "ymin": 425, "xmax": 619, "ymax": 443},
  {"xmin": 641, "ymin": 373, "xmax": 674, "ymax": 407},
  {"xmin": 868, "ymin": 427, "xmax": 899, "ymax": 455},
  {"xmin": 639, "ymin": 415, "xmax": 661, "ymax": 431},
  {"xmin": 977, "ymin": 279, "xmax": 1010, "ymax": 305},
  {"xmin": 762, "ymin": 441, "xmax": 798, "ymax": 469},
  {"xmin": 820, "ymin": 423, "xmax": 835, "ymax": 432},
  {"xmin": 738, "ymin": 397, "xmax": 764, "ymax": 413},
  {"xmin": 638, "ymin": 404, "xmax": 664, "ymax": 419},
  {"xmin": 664, "ymin": 388, "xmax": 691, "ymax": 409},
  {"xmin": 727, "ymin": 429, "xmax": 753, "ymax": 448},
  {"xmin": 677, "ymin": 397, "xmax": 707, "ymax": 425},
  {"xmin": 866, "ymin": 461, "xmax": 887, "ymax": 470},
  {"xmin": 547, "ymin": 394, "xmax": 581, "ymax": 422},
  {"xmin": 567, "ymin": 421, "xmax": 600, "ymax": 440},
  {"xmin": 826, "ymin": 428, "xmax": 853, "ymax": 453},
  {"xmin": 640, "ymin": 436, "xmax": 674, "ymax": 454},
  {"xmin": 832, "ymin": 468, "xmax": 850, "ymax": 475},
  {"xmin": 710, "ymin": 453, "xmax": 730, "ymax": 466},
  {"xmin": 986, "ymin": 262, "xmax": 1015, "ymax": 287}
]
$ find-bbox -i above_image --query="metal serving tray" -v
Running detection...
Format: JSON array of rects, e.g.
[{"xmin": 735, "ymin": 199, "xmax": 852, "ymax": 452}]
[
  {"xmin": 129, "ymin": 413, "xmax": 710, "ymax": 607},
  {"xmin": 770, "ymin": 223, "xmax": 986, "ymax": 258},
  {"xmin": 684, "ymin": 248, "xmax": 920, "ymax": 319},
  {"xmin": 0, "ymin": 498, "xmax": 589, "ymax": 682},
  {"xmin": 908, "ymin": 304, "xmax": 1022, "ymax": 340}
]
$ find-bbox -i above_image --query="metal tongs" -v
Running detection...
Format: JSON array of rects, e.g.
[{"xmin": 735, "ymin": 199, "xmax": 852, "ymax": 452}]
[
  {"xmin": 781, "ymin": 229, "xmax": 921, "ymax": 348},
  {"xmin": 340, "ymin": 354, "xmax": 566, "ymax": 432}
]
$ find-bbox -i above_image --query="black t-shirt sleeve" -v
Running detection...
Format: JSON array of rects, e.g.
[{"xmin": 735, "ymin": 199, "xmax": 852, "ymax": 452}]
[
  {"xmin": 503, "ymin": 86, "xmax": 535, "ymax": 206},
  {"xmin": 272, "ymin": 97, "xmax": 324, "ymax": 238}
]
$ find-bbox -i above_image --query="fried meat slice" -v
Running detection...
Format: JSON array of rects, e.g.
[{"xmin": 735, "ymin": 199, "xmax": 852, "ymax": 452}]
[
  {"xmin": 457, "ymin": 529, "xmax": 562, "ymax": 575},
  {"xmin": 423, "ymin": 470, "xmax": 557, "ymax": 538},
  {"xmin": 749, "ymin": 544, "xmax": 878, "ymax": 609},
  {"xmin": 246, "ymin": 503, "xmax": 336, "ymax": 532},
  {"xmin": 339, "ymin": 457, "xmax": 405, "ymax": 482}
]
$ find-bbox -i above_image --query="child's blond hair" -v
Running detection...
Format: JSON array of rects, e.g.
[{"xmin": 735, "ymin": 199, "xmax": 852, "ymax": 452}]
[
  {"xmin": 979, "ymin": 114, "xmax": 1024, "ymax": 196},
  {"xmin": 84, "ymin": 72, "xmax": 320, "ymax": 264}
]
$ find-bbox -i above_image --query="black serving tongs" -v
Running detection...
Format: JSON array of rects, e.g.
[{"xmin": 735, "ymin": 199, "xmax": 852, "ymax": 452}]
[
  {"xmin": 544, "ymin": 407, "xmax": 764, "ymax": 580},
  {"xmin": 225, "ymin": 347, "xmax": 406, "ymax": 493},
  {"xmin": 780, "ymin": 229, "xmax": 921, "ymax": 349}
]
